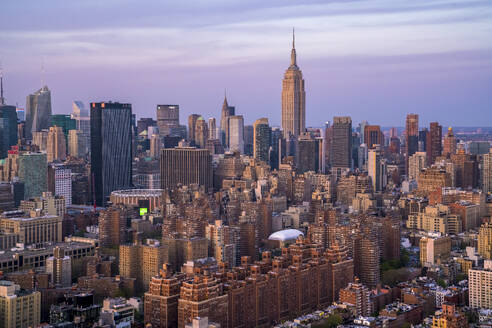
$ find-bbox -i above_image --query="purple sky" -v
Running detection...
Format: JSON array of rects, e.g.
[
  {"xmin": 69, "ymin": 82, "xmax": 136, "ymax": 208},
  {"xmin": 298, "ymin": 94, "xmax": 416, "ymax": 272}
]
[{"xmin": 1, "ymin": 0, "xmax": 492, "ymax": 127}]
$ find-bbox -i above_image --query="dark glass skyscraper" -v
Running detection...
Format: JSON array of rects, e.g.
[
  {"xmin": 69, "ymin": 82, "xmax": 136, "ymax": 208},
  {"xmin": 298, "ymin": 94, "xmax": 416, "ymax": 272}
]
[
  {"xmin": 0, "ymin": 105, "xmax": 18, "ymax": 158},
  {"xmin": 90, "ymin": 102, "xmax": 132, "ymax": 206},
  {"xmin": 51, "ymin": 114, "xmax": 76, "ymax": 139},
  {"xmin": 26, "ymin": 86, "xmax": 52, "ymax": 140},
  {"xmin": 331, "ymin": 116, "xmax": 352, "ymax": 169}
]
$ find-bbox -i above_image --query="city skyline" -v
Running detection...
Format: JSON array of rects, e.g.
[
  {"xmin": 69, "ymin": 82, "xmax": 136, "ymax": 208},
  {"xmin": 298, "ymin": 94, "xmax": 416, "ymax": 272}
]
[{"xmin": 1, "ymin": 0, "xmax": 491, "ymax": 126}]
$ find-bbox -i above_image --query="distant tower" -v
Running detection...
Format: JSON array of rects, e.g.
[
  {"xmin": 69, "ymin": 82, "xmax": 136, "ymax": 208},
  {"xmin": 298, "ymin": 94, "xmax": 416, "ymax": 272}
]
[
  {"xmin": 25, "ymin": 86, "xmax": 52, "ymax": 140},
  {"xmin": 331, "ymin": 116, "xmax": 352, "ymax": 169},
  {"xmin": 228, "ymin": 115, "xmax": 244, "ymax": 154},
  {"xmin": 220, "ymin": 92, "xmax": 235, "ymax": 147},
  {"xmin": 195, "ymin": 116, "xmax": 208, "ymax": 149},
  {"xmin": 253, "ymin": 118, "xmax": 271, "ymax": 163},
  {"xmin": 443, "ymin": 127, "xmax": 457, "ymax": 158},
  {"xmin": 405, "ymin": 113, "xmax": 419, "ymax": 174},
  {"xmin": 427, "ymin": 122, "xmax": 442, "ymax": 165},
  {"xmin": 156, "ymin": 104, "xmax": 179, "ymax": 137},
  {"xmin": 281, "ymin": 29, "xmax": 306, "ymax": 138},
  {"xmin": 208, "ymin": 117, "xmax": 216, "ymax": 139},
  {"xmin": 47, "ymin": 126, "xmax": 67, "ymax": 162}
]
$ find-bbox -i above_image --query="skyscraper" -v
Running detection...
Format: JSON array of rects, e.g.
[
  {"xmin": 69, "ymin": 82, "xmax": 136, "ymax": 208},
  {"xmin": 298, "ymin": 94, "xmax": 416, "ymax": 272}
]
[
  {"xmin": 157, "ymin": 105, "xmax": 180, "ymax": 137},
  {"xmin": 26, "ymin": 86, "xmax": 52, "ymax": 140},
  {"xmin": 227, "ymin": 115, "xmax": 244, "ymax": 154},
  {"xmin": 208, "ymin": 117, "xmax": 216, "ymax": 139},
  {"xmin": 160, "ymin": 147, "xmax": 212, "ymax": 191},
  {"xmin": 220, "ymin": 95, "xmax": 235, "ymax": 147},
  {"xmin": 90, "ymin": 102, "xmax": 132, "ymax": 206},
  {"xmin": 51, "ymin": 114, "xmax": 76, "ymax": 139},
  {"xmin": 367, "ymin": 146, "xmax": 387, "ymax": 192},
  {"xmin": 427, "ymin": 122, "xmax": 442, "ymax": 165},
  {"xmin": 71, "ymin": 101, "xmax": 90, "ymax": 154},
  {"xmin": 443, "ymin": 126, "xmax": 457, "ymax": 158},
  {"xmin": 188, "ymin": 114, "xmax": 200, "ymax": 145},
  {"xmin": 18, "ymin": 152, "xmax": 47, "ymax": 199},
  {"xmin": 281, "ymin": 30, "xmax": 305, "ymax": 138},
  {"xmin": 68, "ymin": 129, "xmax": 87, "ymax": 158},
  {"xmin": 253, "ymin": 118, "xmax": 271, "ymax": 163},
  {"xmin": 482, "ymin": 149, "xmax": 492, "ymax": 194},
  {"xmin": 405, "ymin": 113, "xmax": 419, "ymax": 173},
  {"xmin": 0, "ymin": 105, "xmax": 18, "ymax": 158},
  {"xmin": 47, "ymin": 126, "xmax": 67, "ymax": 162},
  {"xmin": 364, "ymin": 125, "xmax": 384, "ymax": 149},
  {"xmin": 194, "ymin": 116, "xmax": 208, "ymax": 149},
  {"xmin": 331, "ymin": 116, "xmax": 352, "ymax": 169}
]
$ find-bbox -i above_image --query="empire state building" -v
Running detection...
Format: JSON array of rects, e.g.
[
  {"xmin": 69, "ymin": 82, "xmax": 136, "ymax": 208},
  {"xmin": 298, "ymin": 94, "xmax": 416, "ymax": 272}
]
[{"xmin": 281, "ymin": 30, "xmax": 305, "ymax": 138}]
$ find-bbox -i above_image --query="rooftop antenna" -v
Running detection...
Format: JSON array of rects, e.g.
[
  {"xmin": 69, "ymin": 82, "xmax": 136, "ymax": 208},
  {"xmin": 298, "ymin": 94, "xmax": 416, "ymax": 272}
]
[
  {"xmin": 292, "ymin": 27, "xmax": 295, "ymax": 49},
  {"xmin": 41, "ymin": 59, "xmax": 45, "ymax": 87},
  {"xmin": 0, "ymin": 61, "xmax": 4, "ymax": 105}
]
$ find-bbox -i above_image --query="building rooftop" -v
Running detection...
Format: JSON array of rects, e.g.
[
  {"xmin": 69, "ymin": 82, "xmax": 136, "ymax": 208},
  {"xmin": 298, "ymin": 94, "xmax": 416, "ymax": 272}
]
[{"xmin": 268, "ymin": 229, "xmax": 304, "ymax": 242}]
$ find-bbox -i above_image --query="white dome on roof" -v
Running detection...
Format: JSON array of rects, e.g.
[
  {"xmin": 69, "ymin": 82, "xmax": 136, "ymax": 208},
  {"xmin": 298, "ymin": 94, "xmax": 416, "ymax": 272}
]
[{"xmin": 268, "ymin": 229, "xmax": 304, "ymax": 242}]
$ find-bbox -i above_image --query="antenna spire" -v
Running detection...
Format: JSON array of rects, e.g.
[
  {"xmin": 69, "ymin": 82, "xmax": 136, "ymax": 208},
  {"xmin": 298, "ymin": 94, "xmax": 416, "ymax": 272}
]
[
  {"xmin": 0, "ymin": 62, "xmax": 4, "ymax": 105},
  {"xmin": 290, "ymin": 28, "xmax": 297, "ymax": 67},
  {"xmin": 41, "ymin": 61, "xmax": 45, "ymax": 87},
  {"xmin": 292, "ymin": 27, "xmax": 295, "ymax": 49}
]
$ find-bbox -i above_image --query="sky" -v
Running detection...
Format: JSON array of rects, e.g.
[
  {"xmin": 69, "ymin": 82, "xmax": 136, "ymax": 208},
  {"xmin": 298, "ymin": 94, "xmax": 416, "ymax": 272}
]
[{"xmin": 1, "ymin": 0, "xmax": 492, "ymax": 127}]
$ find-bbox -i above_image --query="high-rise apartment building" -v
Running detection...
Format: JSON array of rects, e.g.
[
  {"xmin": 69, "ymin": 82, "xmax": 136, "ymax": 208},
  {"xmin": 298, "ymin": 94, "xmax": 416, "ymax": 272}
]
[
  {"xmin": 0, "ymin": 280, "xmax": 41, "ymax": 328},
  {"xmin": 90, "ymin": 102, "xmax": 132, "ymax": 206},
  {"xmin": 144, "ymin": 264, "xmax": 185, "ymax": 328},
  {"xmin": 427, "ymin": 122, "xmax": 442, "ymax": 165},
  {"xmin": 160, "ymin": 147, "xmax": 212, "ymax": 191},
  {"xmin": 219, "ymin": 95, "xmax": 235, "ymax": 147},
  {"xmin": 339, "ymin": 279, "xmax": 372, "ymax": 316},
  {"xmin": 408, "ymin": 152, "xmax": 427, "ymax": 181},
  {"xmin": 281, "ymin": 31, "xmax": 305, "ymax": 138},
  {"xmin": 478, "ymin": 222, "xmax": 492, "ymax": 260},
  {"xmin": 157, "ymin": 105, "xmax": 180, "ymax": 137},
  {"xmin": 406, "ymin": 113, "xmax": 419, "ymax": 172},
  {"xmin": 98, "ymin": 206, "xmax": 126, "ymax": 247},
  {"xmin": 46, "ymin": 247, "xmax": 72, "ymax": 287},
  {"xmin": 253, "ymin": 118, "xmax": 271, "ymax": 163},
  {"xmin": 25, "ymin": 86, "xmax": 52, "ymax": 140},
  {"xmin": 228, "ymin": 115, "xmax": 244, "ymax": 154},
  {"xmin": 47, "ymin": 126, "xmax": 66, "ymax": 162},
  {"xmin": 364, "ymin": 125, "xmax": 384, "ymax": 149},
  {"xmin": 331, "ymin": 116, "xmax": 352, "ymax": 169},
  {"xmin": 120, "ymin": 240, "xmax": 167, "ymax": 291},
  {"xmin": 482, "ymin": 149, "xmax": 492, "ymax": 193},
  {"xmin": 47, "ymin": 164, "xmax": 72, "ymax": 206},
  {"xmin": 468, "ymin": 263, "xmax": 492, "ymax": 309}
]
